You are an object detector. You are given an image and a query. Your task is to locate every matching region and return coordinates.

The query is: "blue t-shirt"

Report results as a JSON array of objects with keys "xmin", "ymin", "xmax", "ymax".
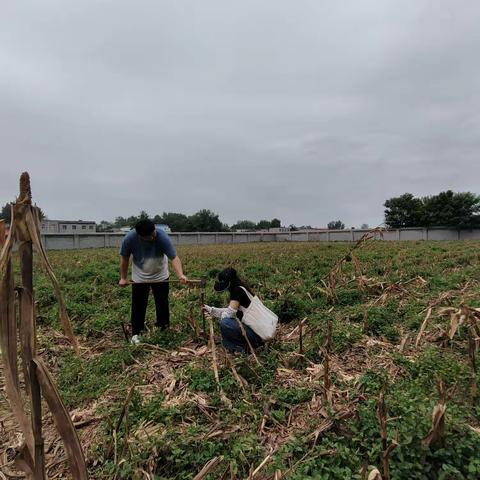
[{"xmin": 120, "ymin": 228, "xmax": 177, "ymax": 282}]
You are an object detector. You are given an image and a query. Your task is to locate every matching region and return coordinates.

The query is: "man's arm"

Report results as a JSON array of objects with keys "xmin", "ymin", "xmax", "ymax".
[
  {"xmin": 158, "ymin": 229, "xmax": 188, "ymax": 284},
  {"xmin": 171, "ymin": 256, "xmax": 188, "ymax": 284},
  {"xmin": 119, "ymin": 256, "xmax": 130, "ymax": 287}
]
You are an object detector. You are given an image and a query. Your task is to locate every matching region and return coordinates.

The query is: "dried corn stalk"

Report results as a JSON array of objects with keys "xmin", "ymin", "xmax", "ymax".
[
  {"xmin": 0, "ymin": 206, "xmax": 35, "ymax": 473},
  {"xmin": 33, "ymin": 358, "xmax": 88, "ymax": 479},
  {"xmin": 377, "ymin": 393, "xmax": 397, "ymax": 480},
  {"xmin": 193, "ymin": 456, "xmax": 223, "ymax": 480},
  {"xmin": 468, "ymin": 331, "xmax": 477, "ymax": 405},
  {"xmin": 368, "ymin": 468, "xmax": 383, "ymax": 480},
  {"xmin": 352, "ymin": 252, "xmax": 367, "ymax": 293},
  {"xmin": 322, "ymin": 348, "xmax": 332, "ymax": 405},
  {"xmin": 0, "ymin": 172, "xmax": 86, "ymax": 479},
  {"xmin": 317, "ymin": 227, "xmax": 384, "ymax": 304},
  {"xmin": 415, "ymin": 307, "xmax": 432, "ymax": 348},
  {"xmin": 24, "ymin": 206, "xmax": 79, "ymax": 353},
  {"xmin": 324, "ymin": 318, "xmax": 333, "ymax": 353},
  {"xmin": 423, "ymin": 380, "xmax": 446, "ymax": 449},
  {"xmin": 208, "ymin": 316, "xmax": 231, "ymax": 406}
]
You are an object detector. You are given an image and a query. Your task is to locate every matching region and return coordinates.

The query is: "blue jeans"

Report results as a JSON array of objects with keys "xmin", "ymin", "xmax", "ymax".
[{"xmin": 220, "ymin": 317, "xmax": 264, "ymax": 354}]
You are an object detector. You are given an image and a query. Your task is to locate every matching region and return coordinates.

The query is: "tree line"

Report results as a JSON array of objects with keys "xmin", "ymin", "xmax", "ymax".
[
  {"xmin": 384, "ymin": 191, "xmax": 480, "ymax": 229},
  {"xmin": 2, "ymin": 189, "xmax": 479, "ymax": 231},
  {"xmin": 100, "ymin": 210, "xmax": 284, "ymax": 232}
]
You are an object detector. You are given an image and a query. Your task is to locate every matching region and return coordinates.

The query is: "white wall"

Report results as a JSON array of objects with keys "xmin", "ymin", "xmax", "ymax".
[{"xmin": 39, "ymin": 228, "xmax": 480, "ymax": 250}]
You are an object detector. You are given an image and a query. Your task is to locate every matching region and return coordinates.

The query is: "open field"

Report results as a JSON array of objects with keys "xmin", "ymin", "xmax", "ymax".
[{"xmin": 1, "ymin": 241, "xmax": 480, "ymax": 479}]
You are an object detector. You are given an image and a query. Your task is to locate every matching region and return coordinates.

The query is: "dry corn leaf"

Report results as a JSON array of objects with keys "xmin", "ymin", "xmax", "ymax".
[
  {"xmin": 448, "ymin": 312, "xmax": 465, "ymax": 340},
  {"xmin": 423, "ymin": 382, "xmax": 446, "ymax": 448},
  {"xmin": 0, "ymin": 246, "xmax": 35, "ymax": 467},
  {"xmin": 33, "ymin": 357, "xmax": 88, "ymax": 480},
  {"xmin": 415, "ymin": 308, "xmax": 432, "ymax": 347},
  {"xmin": 24, "ymin": 207, "xmax": 79, "ymax": 353},
  {"xmin": 368, "ymin": 468, "xmax": 383, "ymax": 480},
  {"xmin": 423, "ymin": 403, "xmax": 446, "ymax": 448}
]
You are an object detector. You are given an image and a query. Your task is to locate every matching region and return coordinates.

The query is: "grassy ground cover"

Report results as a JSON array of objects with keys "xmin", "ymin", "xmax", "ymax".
[{"xmin": 1, "ymin": 240, "xmax": 480, "ymax": 479}]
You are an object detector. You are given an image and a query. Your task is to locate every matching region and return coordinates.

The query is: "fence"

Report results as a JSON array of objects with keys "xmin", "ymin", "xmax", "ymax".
[{"xmin": 38, "ymin": 228, "xmax": 480, "ymax": 250}]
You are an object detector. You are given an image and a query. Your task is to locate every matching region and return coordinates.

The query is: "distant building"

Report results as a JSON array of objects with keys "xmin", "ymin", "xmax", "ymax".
[{"xmin": 41, "ymin": 220, "xmax": 96, "ymax": 234}]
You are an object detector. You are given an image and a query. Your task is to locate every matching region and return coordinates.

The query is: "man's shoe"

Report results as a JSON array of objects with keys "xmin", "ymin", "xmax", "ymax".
[{"xmin": 130, "ymin": 335, "xmax": 141, "ymax": 345}]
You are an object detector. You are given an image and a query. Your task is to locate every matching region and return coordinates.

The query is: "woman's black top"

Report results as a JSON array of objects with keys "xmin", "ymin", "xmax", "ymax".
[{"xmin": 230, "ymin": 286, "xmax": 251, "ymax": 320}]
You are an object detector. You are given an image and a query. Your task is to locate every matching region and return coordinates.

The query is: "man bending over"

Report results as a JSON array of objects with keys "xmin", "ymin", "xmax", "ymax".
[{"xmin": 119, "ymin": 219, "xmax": 188, "ymax": 344}]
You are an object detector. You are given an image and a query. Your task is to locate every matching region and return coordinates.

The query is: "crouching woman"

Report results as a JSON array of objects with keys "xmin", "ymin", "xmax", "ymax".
[{"xmin": 203, "ymin": 267, "xmax": 277, "ymax": 354}]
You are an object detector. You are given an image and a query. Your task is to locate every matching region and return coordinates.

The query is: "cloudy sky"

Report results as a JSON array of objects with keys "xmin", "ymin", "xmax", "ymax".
[{"xmin": 1, "ymin": 1, "xmax": 479, "ymax": 228}]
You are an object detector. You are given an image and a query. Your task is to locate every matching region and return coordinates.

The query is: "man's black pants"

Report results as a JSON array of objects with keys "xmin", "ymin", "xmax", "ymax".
[{"xmin": 131, "ymin": 282, "xmax": 169, "ymax": 335}]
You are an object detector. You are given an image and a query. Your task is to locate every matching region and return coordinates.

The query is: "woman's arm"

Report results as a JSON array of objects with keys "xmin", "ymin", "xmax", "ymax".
[
  {"xmin": 220, "ymin": 301, "xmax": 240, "ymax": 320},
  {"xmin": 204, "ymin": 300, "xmax": 240, "ymax": 319}
]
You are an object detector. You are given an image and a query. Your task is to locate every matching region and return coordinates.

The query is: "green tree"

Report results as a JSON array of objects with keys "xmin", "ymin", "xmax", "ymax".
[
  {"xmin": 153, "ymin": 212, "xmax": 191, "ymax": 232},
  {"xmin": 384, "ymin": 193, "xmax": 424, "ymax": 228},
  {"xmin": 114, "ymin": 216, "xmax": 128, "ymax": 227},
  {"xmin": 1, "ymin": 203, "xmax": 13, "ymax": 224},
  {"xmin": 327, "ymin": 220, "xmax": 345, "ymax": 229},
  {"xmin": 422, "ymin": 190, "xmax": 480, "ymax": 228},
  {"xmin": 385, "ymin": 191, "xmax": 480, "ymax": 228},
  {"xmin": 97, "ymin": 220, "xmax": 114, "ymax": 232},
  {"xmin": 231, "ymin": 220, "xmax": 257, "ymax": 231},
  {"xmin": 189, "ymin": 209, "xmax": 224, "ymax": 232},
  {"xmin": 270, "ymin": 218, "xmax": 281, "ymax": 228},
  {"xmin": 256, "ymin": 219, "xmax": 272, "ymax": 230}
]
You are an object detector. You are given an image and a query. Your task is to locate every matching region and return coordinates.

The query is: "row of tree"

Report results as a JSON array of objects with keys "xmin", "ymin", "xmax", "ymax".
[
  {"xmin": 107, "ymin": 209, "xmax": 228, "ymax": 232},
  {"xmin": 101, "ymin": 210, "xmax": 284, "ymax": 232},
  {"xmin": 0, "ymin": 202, "xmax": 330, "ymax": 232},
  {"xmin": 229, "ymin": 218, "xmax": 281, "ymax": 231},
  {"xmin": 384, "ymin": 191, "xmax": 480, "ymax": 228},
  {"xmin": 3, "ymin": 189, "xmax": 478, "ymax": 231}
]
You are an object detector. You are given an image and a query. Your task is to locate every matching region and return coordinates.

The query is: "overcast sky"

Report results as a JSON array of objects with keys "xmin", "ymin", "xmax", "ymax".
[{"xmin": 1, "ymin": 1, "xmax": 479, "ymax": 228}]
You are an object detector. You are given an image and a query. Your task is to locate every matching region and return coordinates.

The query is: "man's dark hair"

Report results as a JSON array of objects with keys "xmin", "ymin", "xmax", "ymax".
[{"xmin": 135, "ymin": 219, "xmax": 155, "ymax": 236}]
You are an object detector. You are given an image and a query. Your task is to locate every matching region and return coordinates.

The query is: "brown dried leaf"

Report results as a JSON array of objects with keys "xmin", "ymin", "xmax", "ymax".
[
  {"xmin": 0, "ymin": 247, "xmax": 35, "ymax": 469},
  {"xmin": 368, "ymin": 468, "xmax": 383, "ymax": 480},
  {"xmin": 415, "ymin": 308, "xmax": 432, "ymax": 347},
  {"xmin": 423, "ymin": 381, "xmax": 446, "ymax": 448},
  {"xmin": 193, "ymin": 456, "xmax": 223, "ymax": 480},
  {"xmin": 33, "ymin": 357, "xmax": 88, "ymax": 479},
  {"xmin": 24, "ymin": 206, "xmax": 79, "ymax": 353}
]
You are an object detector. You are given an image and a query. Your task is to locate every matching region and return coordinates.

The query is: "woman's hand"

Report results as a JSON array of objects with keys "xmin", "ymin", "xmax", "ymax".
[{"xmin": 202, "ymin": 304, "xmax": 213, "ymax": 315}]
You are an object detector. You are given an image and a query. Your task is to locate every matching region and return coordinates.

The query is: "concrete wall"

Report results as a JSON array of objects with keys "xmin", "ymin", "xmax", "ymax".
[{"xmin": 39, "ymin": 227, "xmax": 480, "ymax": 250}]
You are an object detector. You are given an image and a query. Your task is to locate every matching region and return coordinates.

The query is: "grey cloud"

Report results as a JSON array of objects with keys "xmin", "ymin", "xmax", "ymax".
[{"xmin": 1, "ymin": 1, "xmax": 480, "ymax": 228}]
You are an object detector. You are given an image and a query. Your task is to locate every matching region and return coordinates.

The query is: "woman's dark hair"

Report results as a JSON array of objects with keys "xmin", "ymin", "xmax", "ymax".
[
  {"xmin": 214, "ymin": 267, "xmax": 253, "ymax": 295},
  {"xmin": 135, "ymin": 219, "xmax": 155, "ymax": 236}
]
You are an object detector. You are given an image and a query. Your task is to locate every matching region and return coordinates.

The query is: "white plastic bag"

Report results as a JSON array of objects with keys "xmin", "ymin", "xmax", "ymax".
[{"xmin": 238, "ymin": 287, "xmax": 278, "ymax": 340}]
